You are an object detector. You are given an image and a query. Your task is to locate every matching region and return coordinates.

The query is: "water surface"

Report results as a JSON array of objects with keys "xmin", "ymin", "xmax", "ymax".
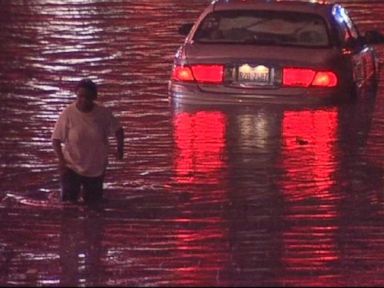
[{"xmin": 1, "ymin": 0, "xmax": 384, "ymax": 286}]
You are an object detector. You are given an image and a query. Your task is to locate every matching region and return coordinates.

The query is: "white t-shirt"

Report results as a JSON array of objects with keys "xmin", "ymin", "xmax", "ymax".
[{"xmin": 52, "ymin": 102, "xmax": 122, "ymax": 177}]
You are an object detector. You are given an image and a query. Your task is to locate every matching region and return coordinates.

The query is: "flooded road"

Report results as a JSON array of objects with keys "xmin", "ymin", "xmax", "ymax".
[{"xmin": 1, "ymin": 0, "xmax": 384, "ymax": 286}]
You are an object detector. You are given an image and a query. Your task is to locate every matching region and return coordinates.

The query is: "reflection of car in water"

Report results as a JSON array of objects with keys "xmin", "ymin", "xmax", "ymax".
[
  {"xmin": 172, "ymin": 96, "xmax": 376, "ymax": 191},
  {"xmin": 169, "ymin": 0, "xmax": 384, "ymax": 105},
  {"xmin": 170, "ymin": 97, "xmax": 380, "ymax": 285}
]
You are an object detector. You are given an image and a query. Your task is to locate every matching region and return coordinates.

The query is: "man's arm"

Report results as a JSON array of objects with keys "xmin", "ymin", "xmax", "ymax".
[
  {"xmin": 115, "ymin": 127, "xmax": 124, "ymax": 160},
  {"xmin": 52, "ymin": 139, "xmax": 66, "ymax": 174}
]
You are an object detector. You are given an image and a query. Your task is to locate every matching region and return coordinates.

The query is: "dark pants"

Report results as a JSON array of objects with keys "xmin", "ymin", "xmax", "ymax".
[{"xmin": 61, "ymin": 168, "xmax": 104, "ymax": 205}]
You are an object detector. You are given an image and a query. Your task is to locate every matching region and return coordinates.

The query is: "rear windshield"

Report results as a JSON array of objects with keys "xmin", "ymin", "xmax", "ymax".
[{"xmin": 193, "ymin": 10, "xmax": 330, "ymax": 47}]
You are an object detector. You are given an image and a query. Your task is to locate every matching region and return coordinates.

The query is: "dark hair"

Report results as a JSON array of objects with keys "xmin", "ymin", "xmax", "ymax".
[{"xmin": 75, "ymin": 78, "xmax": 98, "ymax": 99}]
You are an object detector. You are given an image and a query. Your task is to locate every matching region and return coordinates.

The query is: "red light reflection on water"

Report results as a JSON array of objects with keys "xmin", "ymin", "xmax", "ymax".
[
  {"xmin": 173, "ymin": 111, "xmax": 227, "ymax": 184},
  {"xmin": 280, "ymin": 109, "xmax": 341, "ymax": 286},
  {"xmin": 171, "ymin": 217, "xmax": 230, "ymax": 286},
  {"xmin": 282, "ymin": 110, "xmax": 338, "ymax": 193},
  {"xmin": 171, "ymin": 110, "xmax": 230, "ymax": 285}
]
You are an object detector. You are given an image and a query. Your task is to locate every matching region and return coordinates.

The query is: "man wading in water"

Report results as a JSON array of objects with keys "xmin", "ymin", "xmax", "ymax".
[{"xmin": 52, "ymin": 78, "xmax": 124, "ymax": 206}]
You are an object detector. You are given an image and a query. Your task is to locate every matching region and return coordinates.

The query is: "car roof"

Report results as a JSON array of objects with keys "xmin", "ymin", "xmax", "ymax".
[{"xmin": 210, "ymin": 0, "xmax": 336, "ymax": 17}]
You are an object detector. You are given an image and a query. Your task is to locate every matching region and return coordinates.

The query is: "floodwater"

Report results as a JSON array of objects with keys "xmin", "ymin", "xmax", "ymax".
[{"xmin": 1, "ymin": 0, "xmax": 384, "ymax": 286}]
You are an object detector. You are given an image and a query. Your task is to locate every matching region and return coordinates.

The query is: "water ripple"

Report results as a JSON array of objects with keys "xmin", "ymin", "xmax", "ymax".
[{"xmin": 2, "ymin": 0, "xmax": 384, "ymax": 286}]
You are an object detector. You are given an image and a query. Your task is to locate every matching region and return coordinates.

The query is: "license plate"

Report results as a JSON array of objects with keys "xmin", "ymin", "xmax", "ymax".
[{"xmin": 238, "ymin": 64, "xmax": 270, "ymax": 84}]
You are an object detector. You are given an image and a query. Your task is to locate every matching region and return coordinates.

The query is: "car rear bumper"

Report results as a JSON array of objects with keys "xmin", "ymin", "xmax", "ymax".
[{"xmin": 169, "ymin": 81, "xmax": 347, "ymax": 107}]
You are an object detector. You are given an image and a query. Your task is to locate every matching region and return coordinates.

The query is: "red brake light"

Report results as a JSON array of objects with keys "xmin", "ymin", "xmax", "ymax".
[
  {"xmin": 283, "ymin": 68, "xmax": 315, "ymax": 87},
  {"xmin": 283, "ymin": 68, "xmax": 338, "ymax": 88},
  {"xmin": 312, "ymin": 71, "xmax": 338, "ymax": 87},
  {"xmin": 172, "ymin": 65, "xmax": 224, "ymax": 83},
  {"xmin": 191, "ymin": 65, "xmax": 224, "ymax": 83},
  {"xmin": 172, "ymin": 66, "xmax": 194, "ymax": 82}
]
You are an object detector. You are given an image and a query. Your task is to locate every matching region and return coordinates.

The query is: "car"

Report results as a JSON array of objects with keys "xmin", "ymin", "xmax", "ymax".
[{"xmin": 169, "ymin": 0, "xmax": 384, "ymax": 106}]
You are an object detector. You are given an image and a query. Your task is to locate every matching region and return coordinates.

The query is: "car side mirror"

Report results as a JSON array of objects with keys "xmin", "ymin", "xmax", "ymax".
[
  {"xmin": 364, "ymin": 30, "xmax": 384, "ymax": 44},
  {"xmin": 178, "ymin": 23, "xmax": 193, "ymax": 36}
]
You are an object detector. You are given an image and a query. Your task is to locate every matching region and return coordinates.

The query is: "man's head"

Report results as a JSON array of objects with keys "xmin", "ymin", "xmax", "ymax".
[{"xmin": 75, "ymin": 78, "xmax": 98, "ymax": 112}]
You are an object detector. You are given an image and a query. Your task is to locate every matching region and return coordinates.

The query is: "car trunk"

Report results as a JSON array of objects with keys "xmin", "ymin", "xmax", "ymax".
[{"xmin": 184, "ymin": 43, "xmax": 340, "ymax": 93}]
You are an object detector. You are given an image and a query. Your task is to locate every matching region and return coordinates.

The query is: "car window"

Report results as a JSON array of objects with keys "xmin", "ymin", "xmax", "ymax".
[{"xmin": 193, "ymin": 10, "xmax": 330, "ymax": 47}]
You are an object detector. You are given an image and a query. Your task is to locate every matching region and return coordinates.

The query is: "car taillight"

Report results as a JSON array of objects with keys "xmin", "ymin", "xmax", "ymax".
[
  {"xmin": 172, "ymin": 66, "xmax": 194, "ymax": 82},
  {"xmin": 172, "ymin": 65, "xmax": 224, "ymax": 84},
  {"xmin": 191, "ymin": 65, "xmax": 224, "ymax": 83},
  {"xmin": 283, "ymin": 68, "xmax": 315, "ymax": 87},
  {"xmin": 283, "ymin": 68, "xmax": 338, "ymax": 88},
  {"xmin": 311, "ymin": 71, "xmax": 338, "ymax": 87}
]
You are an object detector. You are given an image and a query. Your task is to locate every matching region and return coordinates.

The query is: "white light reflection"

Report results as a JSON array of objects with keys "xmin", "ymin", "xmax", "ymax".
[
  {"xmin": 236, "ymin": 113, "xmax": 270, "ymax": 151},
  {"xmin": 24, "ymin": 0, "xmax": 109, "ymax": 98}
]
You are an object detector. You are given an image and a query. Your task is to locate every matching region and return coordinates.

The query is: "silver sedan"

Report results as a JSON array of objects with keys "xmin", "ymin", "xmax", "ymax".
[{"xmin": 169, "ymin": 0, "xmax": 384, "ymax": 106}]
